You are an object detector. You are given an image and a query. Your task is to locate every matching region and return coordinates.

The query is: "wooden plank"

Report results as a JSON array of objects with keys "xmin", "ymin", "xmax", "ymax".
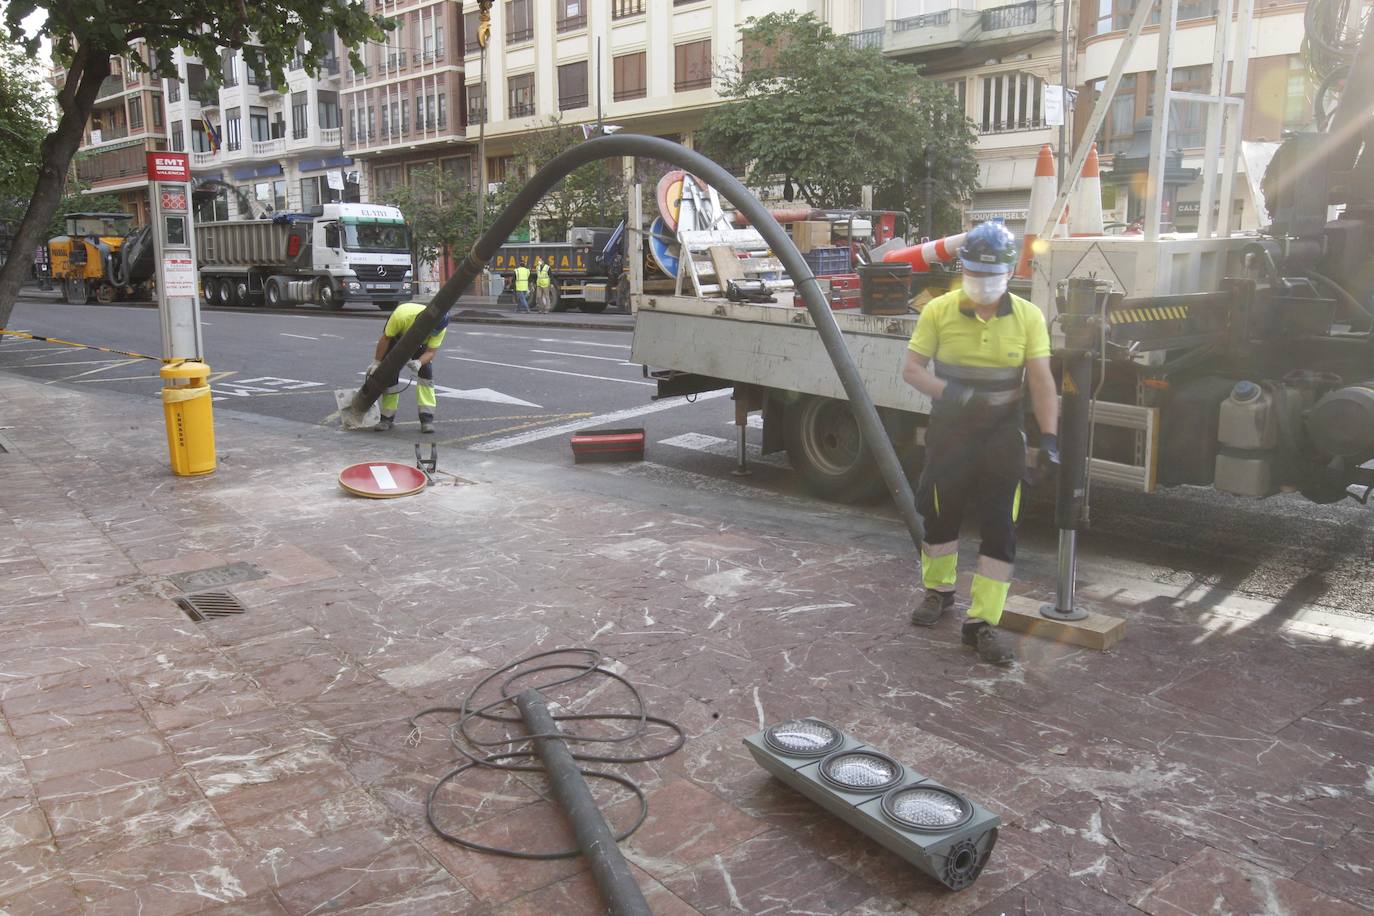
[
  {"xmin": 998, "ymin": 594, "xmax": 1125, "ymax": 651},
  {"xmin": 708, "ymin": 246, "xmax": 748, "ymax": 287}
]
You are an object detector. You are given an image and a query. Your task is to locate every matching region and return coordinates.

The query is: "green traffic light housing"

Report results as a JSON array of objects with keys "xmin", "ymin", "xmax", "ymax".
[{"xmin": 744, "ymin": 720, "xmax": 1000, "ymax": 891}]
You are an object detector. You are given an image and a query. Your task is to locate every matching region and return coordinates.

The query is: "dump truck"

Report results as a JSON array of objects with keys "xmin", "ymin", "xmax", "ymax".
[
  {"xmin": 490, "ymin": 226, "xmax": 621, "ymax": 313},
  {"xmin": 196, "ymin": 203, "xmax": 414, "ymax": 310}
]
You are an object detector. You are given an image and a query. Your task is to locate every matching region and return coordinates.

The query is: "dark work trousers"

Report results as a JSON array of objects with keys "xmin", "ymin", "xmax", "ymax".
[{"xmin": 916, "ymin": 403, "xmax": 1026, "ymax": 625}]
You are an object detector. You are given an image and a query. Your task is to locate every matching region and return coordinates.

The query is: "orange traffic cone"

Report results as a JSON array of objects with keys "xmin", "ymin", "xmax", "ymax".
[
  {"xmin": 1070, "ymin": 143, "xmax": 1105, "ymax": 237},
  {"xmin": 881, "ymin": 232, "xmax": 968, "ymax": 272},
  {"xmin": 1015, "ymin": 144, "xmax": 1056, "ymax": 278}
]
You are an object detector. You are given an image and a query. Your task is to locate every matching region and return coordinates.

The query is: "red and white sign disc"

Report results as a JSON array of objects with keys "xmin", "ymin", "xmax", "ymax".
[
  {"xmin": 338, "ymin": 461, "xmax": 428, "ymax": 499},
  {"xmin": 160, "ymin": 189, "xmax": 188, "ymax": 211}
]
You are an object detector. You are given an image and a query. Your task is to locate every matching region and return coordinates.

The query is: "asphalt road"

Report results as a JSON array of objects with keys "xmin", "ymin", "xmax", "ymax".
[{"xmin": 5, "ymin": 295, "xmax": 1373, "ymax": 619}]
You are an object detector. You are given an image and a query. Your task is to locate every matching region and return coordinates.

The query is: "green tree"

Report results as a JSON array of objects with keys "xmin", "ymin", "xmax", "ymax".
[
  {"xmin": 0, "ymin": 41, "xmax": 51, "ymax": 232},
  {"xmin": 698, "ymin": 12, "xmax": 978, "ymax": 236},
  {"xmin": 0, "ymin": 0, "xmax": 391, "ymax": 328},
  {"xmin": 376, "ymin": 165, "xmax": 481, "ymax": 280},
  {"xmin": 506, "ymin": 118, "xmax": 627, "ymax": 242}
]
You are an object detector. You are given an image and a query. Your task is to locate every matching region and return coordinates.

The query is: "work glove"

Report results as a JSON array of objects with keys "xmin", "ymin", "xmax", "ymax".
[
  {"xmin": 1036, "ymin": 433, "xmax": 1061, "ymax": 483},
  {"xmin": 939, "ymin": 380, "xmax": 980, "ymax": 410},
  {"xmin": 406, "ymin": 359, "xmax": 422, "ymax": 375},
  {"xmin": 366, "ymin": 360, "xmax": 380, "ymax": 376}
]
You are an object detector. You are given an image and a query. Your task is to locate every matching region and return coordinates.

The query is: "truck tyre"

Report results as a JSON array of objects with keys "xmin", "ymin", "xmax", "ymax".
[
  {"xmin": 95, "ymin": 282, "xmax": 115, "ymax": 304},
  {"xmin": 265, "ymin": 278, "xmax": 286, "ymax": 308},
  {"xmin": 375, "ymin": 301, "xmax": 399, "ymax": 311},
  {"xmin": 317, "ymin": 279, "xmax": 343, "ymax": 310},
  {"xmin": 232, "ymin": 278, "xmax": 252, "ymax": 306},
  {"xmin": 783, "ymin": 395, "xmax": 887, "ymax": 503},
  {"xmin": 202, "ymin": 277, "xmax": 219, "ymax": 305},
  {"xmin": 219, "ymin": 277, "xmax": 238, "ymax": 306},
  {"xmin": 579, "ymin": 299, "xmax": 608, "ymax": 314}
]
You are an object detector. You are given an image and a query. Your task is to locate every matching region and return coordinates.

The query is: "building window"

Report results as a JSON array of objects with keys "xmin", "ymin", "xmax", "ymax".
[
  {"xmin": 191, "ymin": 121, "xmax": 211, "ymax": 153},
  {"xmin": 292, "ymin": 91, "xmax": 309, "ymax": 139},
  {"xmin": 152, "ymin": 93, "xmax": 163, "ymax": 128},
  {"xmin": 442, "ymin": 155, "xmax": 472, "ymax": 188},
  {"xmin": 558, "ymin": 61, "xmax": 588, "ymax": 111},
  {"xmin": 373, "ymin": 165, "xmax": 402, "ymax": 198},
  {"xmin": 979, "ymin": 72, "xmax": 1043, "ymax": 133},
  {"xmin": 558, "ymin": 0, "xmax": 586, "ymax": 32},
  {"xmin": 614, "ymin": 51, "xmax": 647, "ymax": 101},
  {"xmin": 487, "ymin": 154, "xmax": 515, "ymax": 182},
  {"xmin": 168, "ymin": 80, "xmax": 180, "ymax": 103},
  {"xmin": 254, "ymin": 178, "xmax": 287, "ymax": 212},
  {"xmin": 438, "ymin": 92, "xmax": 447, "ymax": 128},
  {"xmin": 302, "ymin": 172, "xmax": 358, "ymax": 208},
  {"xmin": 225, "ymin": 107, "xmax": 242, "ymax": 151},
  {"xmin": 506, "ymin": 0, "xmax": 532, "ymax": 44},
  {"xmin": 222, "ymin": 49, "xmax": 239, "ymax": 87},
  {"xmin": 613, "ymin": 0, "xmax": 645, "ymax": 18},
  {"xmin": 249, "ymin": 105, "xmax": 269, "ymax": 142},
  {"xmin": 128, "ymin": 96, "xmax": 144, "ymax": 131},
  {"xmin": 464, "ymin": 10, "xmax": 482, "ymax": 53},
  {"xmin": 946, "ymin": 78, "xmax": 967, "ymax": 115},
  {"xmin": 1095, "ymin": 0, "xmax": 1216, "ymax": 35},
  {"xmin": 1094, "ymin": 75, "xmax": 1138, "ymax": 154},
  {"xmin": 467, "ymin": 82, "xmax": 487, "ymax": 123},
  {"xmin": 508, "ymin": 72, "xmax": 535, "ymax": 118},
  {"xmin": 1156, "ymin": 65, "xmax": 1209, "ymax": 149},
  {"xmin": 318, "ymin": 90, "xmax": 341, "ymax": 130},
  {"xmin": 674, "ymin": 39, "xmax": 712, "ymax": 92},
  {"xmin": 1284, "ymin": 55, "xmax": 1313, "ymax": 127},
  {"xmin": 171, "ymin": 122, "xmax": 184, "ymax": 151}
]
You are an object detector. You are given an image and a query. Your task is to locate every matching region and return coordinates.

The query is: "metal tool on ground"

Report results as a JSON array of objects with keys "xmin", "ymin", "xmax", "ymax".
[
  {"xmin": 415, "ymin": 443, "xmax": 438, "ymax": 484},
  {"xmin": 1043, "ymin": 277, "xmax": 1111, "ymax": 622},
  {"xmin": 570, "ymin": 427, "xmax": 646, "ymax": 463},
  {"xmin": 406, "ymin": 648, "xmax": 684, "ymax": 915}
]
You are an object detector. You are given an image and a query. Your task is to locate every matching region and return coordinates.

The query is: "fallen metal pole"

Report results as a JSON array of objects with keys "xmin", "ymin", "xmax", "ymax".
[
  {"xmin": 344, "ymin": 135, "xmax": 925, "ymax": 549},
  {"xmin": 514, "ymin": 689, "xmax": 651, "ymax": 916}
]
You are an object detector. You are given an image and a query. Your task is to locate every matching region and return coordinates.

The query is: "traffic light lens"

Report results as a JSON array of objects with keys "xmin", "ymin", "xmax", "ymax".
[
  {"xmin": 820, "ymin": 752, "xmax": 901, "ymax": 791},
  {"xmin": 883, "ymin": 786, "xmax": 973, "ymax": 831},
  {"xmin": 764, "ymin": 719, "xmax": 842, "ymax": 756}
]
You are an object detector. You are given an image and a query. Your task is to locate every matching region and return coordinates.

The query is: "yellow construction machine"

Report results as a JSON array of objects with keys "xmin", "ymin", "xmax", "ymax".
[{"xmin": 48, "ymin": 212, "xmax": 155, "ymax": 303}]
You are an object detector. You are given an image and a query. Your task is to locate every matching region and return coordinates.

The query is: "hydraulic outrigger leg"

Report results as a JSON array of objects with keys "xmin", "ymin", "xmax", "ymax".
[{"xmin": 1041, "ymin": 277, "xmax": 1110, "ymax": 622}]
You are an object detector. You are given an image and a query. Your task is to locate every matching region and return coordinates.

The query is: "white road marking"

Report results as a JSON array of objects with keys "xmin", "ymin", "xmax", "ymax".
[
  {"xmin": 431, "ymin": 383, "xmax": 540, "ymax": 408},
  {"xmin": 0, "ymin": 357, "xmax": 134, "ymax": 368},
  {"xmin": 445, "ymin": 355, "xmax": 653, "ymax": 387},
  {"xmin": 529, "ymin": 348, "xmax": 634, "ymax": 364},
  {"xmin": 470, "ymin": 389, "xmax": 731, "ymax": 452},
  {"xmin": 659, "ymin": 432, "xmax": 788, "ymax": 468},
  {"xmin": 48, "ymin": 358, "xmax": 144, "ymax": 383},
  {"xmin": 536, "ymin": 337, "xmax": 630, "ymax": 350},
  {"xmin": 280, "ymin": 333, "xmax": 319, "ymax": 341}
]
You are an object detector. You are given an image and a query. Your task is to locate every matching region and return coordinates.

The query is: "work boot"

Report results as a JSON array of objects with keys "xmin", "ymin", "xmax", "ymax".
[
  {"xmin": 373, "ymin": 416, "xmax": 395, "ymax": 431},
  {"xmin": 910, "ymin": 589, "xmax": 955, "ymax": 627},
  {"xmin": 962, "ymin": 621, "xmax": 1016, "ymax": 666},
  {"xmin": 419, "ymin": 416, "xmax": 435, "ymax": 434}
]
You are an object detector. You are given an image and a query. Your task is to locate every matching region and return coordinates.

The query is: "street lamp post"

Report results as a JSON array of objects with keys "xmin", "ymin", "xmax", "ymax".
[{"xmin": 476, "ymin": 1, "xmax": 491, "ymax": 234}]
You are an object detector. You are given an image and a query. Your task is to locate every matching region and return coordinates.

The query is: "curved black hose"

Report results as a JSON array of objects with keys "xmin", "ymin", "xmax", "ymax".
[
  {"xmin": 408, "ymin": 647, "xmax": 685, "ymax": 860},
  {"xmin": 347, "ymin": 134, "xmax": 925, "ymax": 549}
]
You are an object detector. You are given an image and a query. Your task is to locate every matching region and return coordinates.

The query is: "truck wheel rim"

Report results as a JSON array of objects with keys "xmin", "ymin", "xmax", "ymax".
[{"xmin": 802, "ymin": 400, "xmax": 863, "ymax": 475}]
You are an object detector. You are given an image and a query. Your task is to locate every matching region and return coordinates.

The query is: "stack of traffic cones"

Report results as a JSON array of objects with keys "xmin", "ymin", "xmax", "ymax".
[
  {"xmin": 1015, "ymin": 144, "xmax": 1056, "ymax": 278},
  {"xmin": 881, "ymin": 232, "xmax": 969, "ymax": 272},
  {"xmin": 1070, "ymin": 143, "xmax": 1105, "ymax": 237}
]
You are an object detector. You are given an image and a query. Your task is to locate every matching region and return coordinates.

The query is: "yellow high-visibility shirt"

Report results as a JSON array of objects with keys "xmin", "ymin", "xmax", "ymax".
[
  {"xmin": 384, "ymin": 302, "xmax": 447, "ymax": 349},
  {"xmin": 536, "ymin": 263, "xmax": 551, "ymax": 288},
  {"xmin": 513, "ymin": 265, "xmax": 531, "ymax": 291},
  {"xmin": 908, "ymin": 289, "xmax": 1050, "ymax": 368}
]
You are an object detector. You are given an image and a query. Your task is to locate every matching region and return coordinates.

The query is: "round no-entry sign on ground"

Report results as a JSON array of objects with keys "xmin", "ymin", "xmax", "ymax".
[{"xmin": 338, "ymin": 461, "xmax": 428, "ymax": 499}]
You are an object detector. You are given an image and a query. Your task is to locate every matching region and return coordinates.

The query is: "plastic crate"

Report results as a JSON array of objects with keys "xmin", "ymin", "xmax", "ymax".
[
  {"xmin": 803, "ymin": 246, "xmax": 852, "ymax": 277},
  {"xmin": 859, "ymin": 263, "xmax": 913, "ymax": 315}
]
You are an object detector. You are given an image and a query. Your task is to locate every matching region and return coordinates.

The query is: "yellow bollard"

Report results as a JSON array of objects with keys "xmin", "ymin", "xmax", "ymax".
[{"xmin": 160, "ymin": 360, "xmax": 216, "ymax": 476}]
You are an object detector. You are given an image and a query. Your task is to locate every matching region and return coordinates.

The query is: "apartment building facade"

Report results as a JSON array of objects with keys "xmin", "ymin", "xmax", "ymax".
[
  {"xmin": 164, "ymin": 40, "xmax": 359, "ymax": 224},
  {"xmin": 60, "ymin": 43, "xmax": 171, "ymax": 226},
  {"xmin": 1075, "ymin": 0, "xmax": 1312, "ymax": 231}
]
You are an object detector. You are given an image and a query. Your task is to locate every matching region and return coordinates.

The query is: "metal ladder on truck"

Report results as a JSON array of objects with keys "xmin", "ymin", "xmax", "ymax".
[{"xmin": 672, "ymin": 179, "xmax": 795, "ymax": 301}]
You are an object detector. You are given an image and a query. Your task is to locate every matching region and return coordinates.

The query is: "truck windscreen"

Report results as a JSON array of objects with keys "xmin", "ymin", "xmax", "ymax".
[{"xmin": 344, "ymin": 224, "xmax": 409, "ymax": 253}]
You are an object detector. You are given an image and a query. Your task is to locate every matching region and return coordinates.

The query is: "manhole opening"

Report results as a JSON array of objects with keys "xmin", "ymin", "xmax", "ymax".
[
  {"xmin": 176, "ymin": 591, "xmax": 247, "ymax": 622},
  {"xmin": 166, "ymin": 561, "xmax": 268, "ymax": 593}
]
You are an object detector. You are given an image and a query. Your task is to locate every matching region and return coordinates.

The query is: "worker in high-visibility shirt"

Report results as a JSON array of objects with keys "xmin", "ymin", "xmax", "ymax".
[
  {"xmin": 367, "ymin": 302, "xmax": 450, "ymax": 434},
  {"xmin": 513, "ymin": 262, "xmax": 533, "ymax": 314},
  {"xmin": 900, "ymin": 221, "xmax": 1060, "ymax": 665},
  {"xmin": 534, "ymin": 256, "xmax": 554, "ymax": 313}
]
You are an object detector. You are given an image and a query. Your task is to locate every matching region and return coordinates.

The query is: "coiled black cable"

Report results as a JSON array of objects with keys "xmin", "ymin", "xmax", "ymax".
[{"xmin": 407, "ymin": 648, "xmax": 685, "ymax": 860}]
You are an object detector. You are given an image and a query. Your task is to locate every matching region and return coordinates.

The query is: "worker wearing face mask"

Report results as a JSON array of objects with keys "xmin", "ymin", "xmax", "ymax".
[{"xmin": 899, "ymin": 221, "xmax": 1059, "ymax": 665}]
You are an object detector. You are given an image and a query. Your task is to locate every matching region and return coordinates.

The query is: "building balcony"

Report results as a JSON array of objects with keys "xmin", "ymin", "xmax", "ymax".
[
  {"xmin": 321, "ymin": 127, "xmax": 342, "ymax": 147},
  {"xmin": 881, "ymin": 9, "xmax": 981, "ymax": 56},
  {"xmin": 95, "ymin": 75, "xmax": 126, "ymax": 100},
  {"xmin": 979, "ymin": 0, "xmax": 1054, "ymax": 39},
  {"xmin": 847, "ymin": 27, "xmax": 885, "ymax": 51},
  {"xmin": 192, "ymin": 86, "xmax": 219, "ymax": 108},
  {"xmin": 75, "ymin": 143, "xmax": 149, "ymax": 183},
  {"xmin": 878, "ymin": 0, "xmax": 1055, "ymax": 69},
  {"xmin": 191, "ymin": 150, "xmax": 219, "ymax": 168},
  {"xmin": 251, "ymin": 137, "xmax": 285, "ymax": 158}
]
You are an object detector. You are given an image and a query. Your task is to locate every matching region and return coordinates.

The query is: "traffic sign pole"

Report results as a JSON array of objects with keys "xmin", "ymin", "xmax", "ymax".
[{"xmin": 146, "ymin": 152, "xmax": 203, "ymax": 360}]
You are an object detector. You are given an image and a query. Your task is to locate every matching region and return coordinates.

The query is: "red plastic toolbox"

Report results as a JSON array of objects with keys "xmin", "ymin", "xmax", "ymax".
[{"xmin": 570, "ymin": 427, "xmax": 646, "ymax": 463}]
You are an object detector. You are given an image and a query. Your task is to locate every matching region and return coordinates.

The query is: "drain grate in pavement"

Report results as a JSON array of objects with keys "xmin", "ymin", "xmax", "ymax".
[
  {"xmin": 175, "ymin": 591, "xmax": 247, "ymax": 622},
  {"xmin": 166, "ymin": 562, "xmax": 267, "ymax": 592}
]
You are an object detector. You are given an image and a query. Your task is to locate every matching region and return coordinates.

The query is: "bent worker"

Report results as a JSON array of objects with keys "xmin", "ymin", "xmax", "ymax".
[
  {"xmin": 535, "ymin": 256, "xmax": 554, "ymax": 313},
  {"xmin": 900, "ymin": 221, "xmax": 1059, "ymax": 665},
  {"xmin": 513, "ymin": 261, "xmax": 533, "ymax": 314},
  {"xmin": 367, "ymin": 302, "xmax": 450, "ymax": 434}
]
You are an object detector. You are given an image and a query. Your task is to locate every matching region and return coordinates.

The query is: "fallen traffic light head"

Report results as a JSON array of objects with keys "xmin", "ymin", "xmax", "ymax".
[{"xmin": 744, "ymin": 719, "xmax": 1000, "ymax": 891}]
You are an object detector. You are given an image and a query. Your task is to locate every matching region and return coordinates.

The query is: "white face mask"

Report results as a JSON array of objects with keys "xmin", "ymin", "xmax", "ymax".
[{"xmin": 963, "ymin": 274, "xmax": 1008, "ymax": 306}]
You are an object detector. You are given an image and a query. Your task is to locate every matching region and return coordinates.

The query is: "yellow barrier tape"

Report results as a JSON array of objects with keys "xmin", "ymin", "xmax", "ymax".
[{"xmin": 0, "ymin": 328, "xmax": 161, "ymax": 361}]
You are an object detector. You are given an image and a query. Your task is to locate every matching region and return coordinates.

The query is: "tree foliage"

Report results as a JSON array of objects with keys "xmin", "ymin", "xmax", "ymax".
[
  {"xmin": 698, "ymin": 12, "xmax": 979, "ymax": 235},
  {"xmin": 0, "ymin": 0, "xmax": 392, "ymax": 324},
  {"xmin": 375, "ymin": 165, "xmax": 481, "ymax": 271},
  {"xmin": 0, "ymin": 41, "xmax": 52, "ymax": 229},
  {"xmin": 505, "ymin": 119, "xmax": 627, "ymax": 242}
]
